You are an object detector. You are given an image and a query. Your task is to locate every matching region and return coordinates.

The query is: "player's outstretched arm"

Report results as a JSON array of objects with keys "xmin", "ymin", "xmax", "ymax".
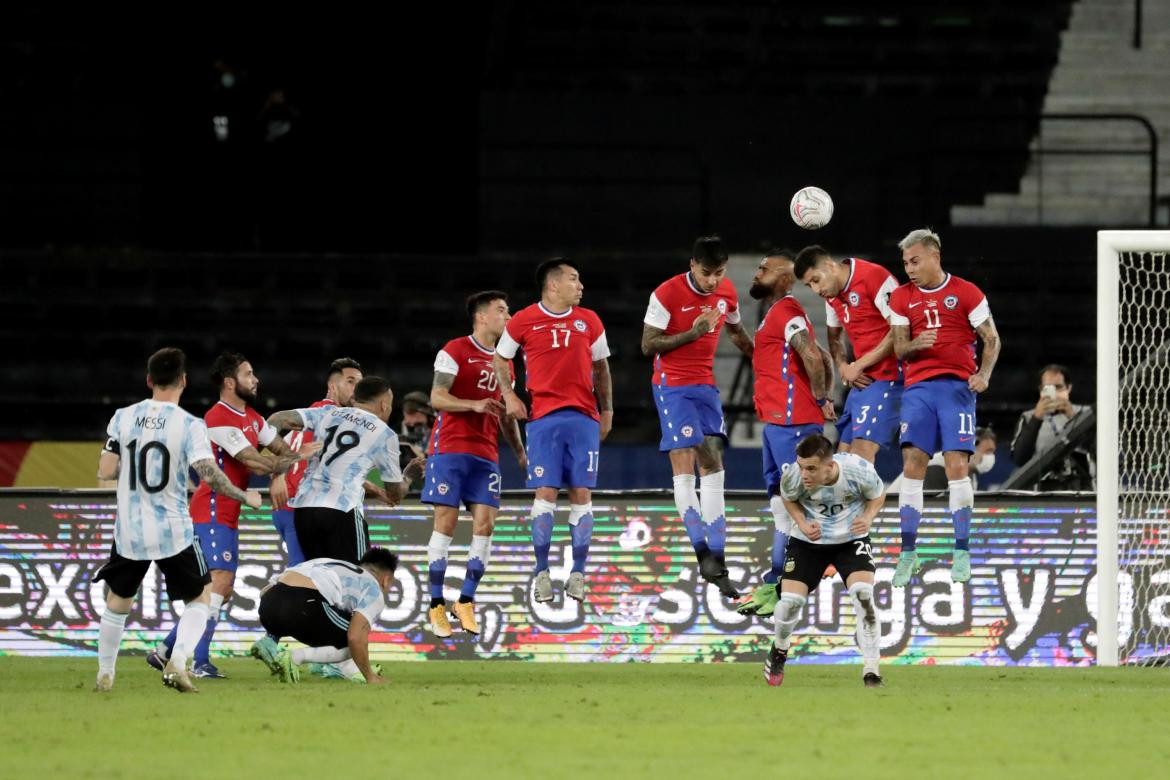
[
  {"xmin": 892, "ymin": 323, "xmax": 937, "ymax": 360},
  {"xmin": 593, "ymin": 358, "xmax": 614, "ymax": 441},
  {"xmin": 383, "ymin": 456, "xmax": 426, "ymax": 505},
  {"xmin": 266, "ymin": 410, "xmax": 305, "ymax": 432},
  {"xmin": 640, "ymin": 313, "xmax": 716, "ymax": 357},
  {"xmin": 232, "ymin": 445, "xmax": 303, "ymax": 477},
  {"xmin": 192, "ymin": 459, "xmax": 262, "ymax": 507},
  {"xmin": 346, "ymin": 612, "xmax": 383, "ymax": 684},
  {"xmin": 845, "ymin": 331, "xmax": 894, "ymax": 388},
  {"xmin": 725, "ymin": 320, "xmax": 754, "ymax": 358},
  {"xmin": 969, "ymin": 316, "xmax": 1001, "ymax": 393}
]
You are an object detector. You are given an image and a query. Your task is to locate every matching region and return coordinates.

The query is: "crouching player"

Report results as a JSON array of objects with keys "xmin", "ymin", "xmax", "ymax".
[
  {"xmin": 255, "ymin": 548, "xmax": 398, "ymax": 685},
  {"xmin": 764, "ymin": 434, "xmax": 885, "ymax": 688}
]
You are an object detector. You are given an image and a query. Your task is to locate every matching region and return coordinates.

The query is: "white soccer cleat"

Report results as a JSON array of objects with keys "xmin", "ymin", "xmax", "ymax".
[
  {"xmin": 534, "ymin": 569, "xmax": 554, "ymax": 603},
  {"xmin": 565, "ymin": 571, "xmax": 586, "ymax": 602},
  {"xmin": 162, "ymin": 660, "xmax": 199, "ymax": 693},
  {"xmin": 93, "ymin": 673, "xmax": 114, "ymax": 693}
]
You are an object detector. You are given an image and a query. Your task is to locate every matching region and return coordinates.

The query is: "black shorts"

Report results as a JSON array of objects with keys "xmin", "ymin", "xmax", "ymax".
[
  {"xmin": 294, "ymin": 506, "xmax": 368, "ymax": 564},
  {"xmin": 93, "ymin": 542, "xmax": 210, "ymax": 602},
  {"xmin": 781, "ymin": 535, "xmax": 876, "ymax": 590},
  {"xmin": 258, "ymin": 582, "xmax": 352, "ymax": 649}
]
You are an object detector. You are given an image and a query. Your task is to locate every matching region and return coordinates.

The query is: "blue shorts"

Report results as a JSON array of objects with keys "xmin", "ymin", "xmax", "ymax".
[
  {"xmin": 526, "ymin": 409, "xmax": 601, "ymax": 489},
  {"xmin": 844, "ymin": 380, "xmax": 903, "ymax": 448},
  {"xmin": 836, "ymin": 393, "xmax": 855, "ymax": 445},
  {"xmin": 762, "ymin": 422, "xmax": 824, "ymax": 497},
  {"xmin": 271, "ymin": 508, "xmax": 305, "ymax": 566},
  {"xmin": 899, "ymin": 377, "xmax": 977, "ymax": 455},
  {"xmin": 193, "ymin": 521, "xmax": 239, "ymax": 573},
  {"xmin": 421, "ymin": 453, "xmax": 502, "ymax": 509},
  {"xmin": 651, "ymin": 383, "xmax": 727, "ymax": 452}
]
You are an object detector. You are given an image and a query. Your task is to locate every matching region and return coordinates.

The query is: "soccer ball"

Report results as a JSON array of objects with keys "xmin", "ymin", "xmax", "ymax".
[{"xmin": 789, "ymin": 186, "xmax": 833, "ymax": 230}]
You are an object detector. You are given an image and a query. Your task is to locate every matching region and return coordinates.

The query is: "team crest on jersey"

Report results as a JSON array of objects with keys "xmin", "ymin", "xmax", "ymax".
[
  {"xmin": 222, "ymin": 550, "xmax": 233, "ymax": 562},
  {"xmin": 900, "ymin": 422, "xmax": 909, "ymax": 434},
  {"xmin": 943, "ymin": 295, "xmax": 959, "ymax": 310},
  {"xmin": 784, "ymin": 559, "xmax": 795, "ymax": 573},
  {"xmin": 437, "ymin": 483, "xmax": 449, "ymax": 496},
  {"xmin": 716, "ymin": 299, "xmax": 728, "ymax": 314},
  {"xmin": 573, "ymin": 319, "xmax": 587, "ymax": 332},
  {"xmin": 533, "ymin": 466, "xmax": 545, "ymax": 478},
  {"xmin": 681, "ymin": 425, "xmax": 694, "ymax": 438},
  {"xmin": 848, "ymin": 291, "xmax": 860, "ymax": 306}
]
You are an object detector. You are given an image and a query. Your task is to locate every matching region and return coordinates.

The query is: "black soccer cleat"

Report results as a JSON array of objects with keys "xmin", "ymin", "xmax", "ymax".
[
  {"xmin": 697, "ymin": 553, "xmax": 724, "ymax": 583},
  {"xmin": 764, "ymin": 644, "xmax": 787, "ymax": 686},
  {"xmin": 712, "ymin": 573, "xmax": 741, "ymax": 600},
  {"xmin": 863, "ymin": 672, "xmax": 884, "ymax": 688}
]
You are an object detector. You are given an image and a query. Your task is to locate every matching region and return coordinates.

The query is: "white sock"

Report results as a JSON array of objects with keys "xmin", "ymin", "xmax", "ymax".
[
  {"xmin": 948, "ymin": 478, "xmax": 974, "ymax": 549},
  {"xmin": 699, "ymin": 470, "xmax": 727, "ymax": 552},
  {"xmin": 97, "ymin": 608, "xmax": 129, "ymax": 678},
  {"xmin": 773, "ymin": 591, "xmax": 807, "ymax": 650},
  {"xmin": 336, "ymin": 658, "xmax": 360, "ymax": 677},
  {"xmin": 672, "ymin": 474, "xmax": 701, "ymax": 521},
  {"xmin": 849, "ymin": 581, "xmax": 880, "ymax": 675},
  {"xmin": 567, "ymin": 503, "xmax": 591, "ymax": 526},
  {"xmin": 209, "ymin": 591, "xmax": 225, "ymax": 617},
  {"xmin": 899, "ymin": 477, "xmax": 925, "ymax": 551},
  {"xmin": 468, "ymin": 534, "xmax": 492, "ymax": 567},
  {"xmin": 170, "ymin": 600, "xmax": 210, "ymax": 667},
  {"xmin": 427, "ymin": 531, "xmax": 453, "ymax": 566},
  {"xmin": 292, "ymin": 645, "xmax": 351, "ymax": 665}
]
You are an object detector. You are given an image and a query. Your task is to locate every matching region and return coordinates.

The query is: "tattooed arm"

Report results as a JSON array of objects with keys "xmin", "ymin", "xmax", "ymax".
[
  {"xmin": 725, "ymin": 320, "xmax": 754, "ymax": 358},
  {"xmin": 193, "ymin": 459, "xmax": 262, "ymax": 507},
  {"xmin": 593, "ymin": 358, "xmax": 614, "ymax": 441},
  {"xmin": 968, "ymin": 317, "xmax": 1002, "ymax": 393}
]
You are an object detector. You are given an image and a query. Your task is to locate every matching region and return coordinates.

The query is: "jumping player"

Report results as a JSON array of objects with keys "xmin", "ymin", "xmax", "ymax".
[
  {"xmin": 493, "ymin": 259, "xmax": 612, "ymax": 604},
  {"xmin": 763, "ymin": 434, "xmax": 885, "ymax": 688},
  {"xmin": 794, "ymin": 245, "xmax": 902, "ymax": 463},
  {"xmin": 737, "ymin": 251, "xmax": 836, "ymax": 618},
  {"xmin": 423, "ymin": 290, "xmax": 527, "ymax": 637},
  {"xmin": 886, "ymin": 228, "xmax": 1001, "ymax": 586},
  {"xmin": 641, "ymin": 236, "xmax": 754, "ymax": 598},
  {"xmin": 95, "ymin": 348, "xmax": 262, "ymax": 693}
]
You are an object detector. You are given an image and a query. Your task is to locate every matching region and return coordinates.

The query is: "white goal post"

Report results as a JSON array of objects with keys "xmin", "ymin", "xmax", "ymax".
[{"xmin": 1096, "ymin": 230, "xmax": 1170, "ymax": 666}]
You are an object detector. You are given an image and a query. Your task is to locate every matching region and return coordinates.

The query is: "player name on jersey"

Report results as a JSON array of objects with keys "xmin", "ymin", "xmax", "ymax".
[{"xmin": 104, "ymin": 400, "xmax": 214, "ymax": 560}]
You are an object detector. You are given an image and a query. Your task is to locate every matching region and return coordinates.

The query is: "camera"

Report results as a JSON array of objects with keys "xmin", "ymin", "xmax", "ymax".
[{"xmin": 1041, "ymin": 384, "xmax": 1057, "ymax": 400}]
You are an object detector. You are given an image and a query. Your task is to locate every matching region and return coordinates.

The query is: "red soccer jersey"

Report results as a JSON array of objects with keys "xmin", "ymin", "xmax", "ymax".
[
  {"xmin": 190, "ymin": 400, "xmax": 278, "ymax": 528},
  {"xmin": 753, "ymin": 295, "xmax": 823, "ymax": 426},
  {"xmin": 887, "ymin": 273, "xmax": 990, "ymax": 386},
  {"xmin": 644, "ymin": 272, "xmax": 741, "ymax": 387},
  {"xmin": 282, "ymin": 398, "xmax": 334, "ymax": 499},
  {"xmin": 496, "ymin": 302, "xmax": 610, "ymax": 422},
  {"xmin": 824, "ymin": 258, "xmax": 900, "ymax": 381},
  {"xmin": 427, "ymin": 335, "xmax": 512, "ymax": 462}
]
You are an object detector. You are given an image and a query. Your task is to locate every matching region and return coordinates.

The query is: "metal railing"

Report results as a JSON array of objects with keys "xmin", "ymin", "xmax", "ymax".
[{"xmin": 934, "ymin": 113, "xmax": 1159, "ymax": 226}]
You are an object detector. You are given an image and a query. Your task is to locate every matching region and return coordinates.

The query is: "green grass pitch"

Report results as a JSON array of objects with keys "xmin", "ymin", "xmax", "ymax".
[{"xmin": 2, "ymin": 657, "xmax": 1167, "ymax": 779}]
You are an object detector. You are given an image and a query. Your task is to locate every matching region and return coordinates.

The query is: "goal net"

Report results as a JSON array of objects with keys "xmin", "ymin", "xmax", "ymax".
[{"xmin": 1097, "ymin": 231, "xmax": 1170, "ymax": 666}]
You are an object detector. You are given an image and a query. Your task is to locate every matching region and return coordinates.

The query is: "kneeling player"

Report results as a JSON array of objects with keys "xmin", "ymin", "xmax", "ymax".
[
  {"xmin": 254, "ymin": 548, "xmax": 398, "ymax": 685},
  {"xmin": 423, "ymin": 291, "xmax": 527, "ymax": 637},
  {"xmin": 764, "ymin": 434, "xmax": 885, "ymax": 688}
]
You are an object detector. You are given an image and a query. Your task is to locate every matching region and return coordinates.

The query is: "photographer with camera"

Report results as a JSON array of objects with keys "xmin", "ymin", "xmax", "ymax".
[{"xmin": 1010, "ymin": 364, "xmax": 1094, "ymax": 491}]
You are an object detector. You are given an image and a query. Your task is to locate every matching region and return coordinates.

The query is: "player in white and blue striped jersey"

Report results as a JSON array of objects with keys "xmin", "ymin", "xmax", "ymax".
[
  {"xmin": 265, "ymin": 376, "xmax": 426, "ymax": 564},
  {"xmin": 93, "ymin": 348, "xmax": 262, "ymax": 694},
  {"xmin": 255, "ymin": 548, "xmax": 398, "ymax": 685},
  {"xmin": 764, "ymin": 434, "xmax": 886, "ymax": 689}
]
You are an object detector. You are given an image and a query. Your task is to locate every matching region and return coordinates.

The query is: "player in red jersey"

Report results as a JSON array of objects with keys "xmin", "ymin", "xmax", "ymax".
[
  {"xmin": 493, "ymin": 259, "xmax": 613, "ymax": 604},
  {"xmin": 422, "ymin": 291, "xmax": 526, "ymax": 637},
  {"xmin": 886, "ymin": 229, "xmax": 1001, "ymax": 586},
  {"xmin": 794, "ymin": 245, "xmax": 903, "ymax": 463},
  {"xmin": 269, "ymin": 357, "xmax": 366, "ymax": 567},
  {"xmin": 737, "ymin": 251, "xmax": 837, "ymax": 617},
  {"xmin": 149, "ymin": 352, "xmax": 318, "ymax": 678},
  {"xmin": 641, "ymin": 236, "xmax": 754, "ymax": 598}
]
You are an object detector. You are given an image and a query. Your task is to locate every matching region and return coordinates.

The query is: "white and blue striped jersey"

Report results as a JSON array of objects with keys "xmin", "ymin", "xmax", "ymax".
[
  {"xmin": 287, "ymin": 558, "xmax": 385, "ymax": 626},
  {"xmin": 780, "ymin": 453, "xmax": 885, "ymax": 545},
  {"xmin": 289, "ymin": 405, "xmax": 403, "ymax": 512},
  {"xmin": 103, "ymin": 400, "xmax": 214, "ymax": 560}
]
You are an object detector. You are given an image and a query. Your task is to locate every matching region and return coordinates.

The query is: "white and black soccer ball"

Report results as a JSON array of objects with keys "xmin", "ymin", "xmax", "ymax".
[{"xmin": 789, "ymin": 186, "xmax": 834, "ymax": 230}]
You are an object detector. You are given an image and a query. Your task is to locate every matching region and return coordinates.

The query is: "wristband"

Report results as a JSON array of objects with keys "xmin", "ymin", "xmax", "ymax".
[{"xmin": 816, "ymin": 398, "xmax": 829, "ymax": 407}]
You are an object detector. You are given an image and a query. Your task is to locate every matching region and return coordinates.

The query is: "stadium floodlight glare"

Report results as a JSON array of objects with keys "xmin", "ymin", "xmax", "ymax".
[{"xmin": 1096, "ymin": 230, "xmax": 1170, "ymax": 667}]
